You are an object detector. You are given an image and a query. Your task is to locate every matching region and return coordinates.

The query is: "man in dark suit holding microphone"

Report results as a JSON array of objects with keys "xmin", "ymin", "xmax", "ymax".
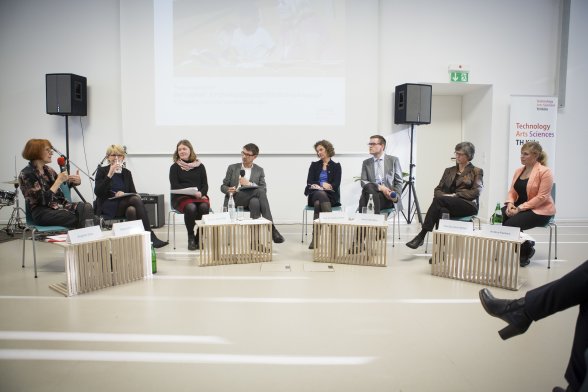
[
  {"xmin": 221, "ymin": 143, "xmax": 285, "ymax": 243},
  {"xmin": 357, "ymin": 135, "xmax": 403, "ymax": 213}
]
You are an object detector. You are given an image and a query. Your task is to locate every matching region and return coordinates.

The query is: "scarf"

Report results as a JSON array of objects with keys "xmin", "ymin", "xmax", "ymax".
[{"xmin": 176, "ymin": 159, "xmax": 201, "ymax": 171}]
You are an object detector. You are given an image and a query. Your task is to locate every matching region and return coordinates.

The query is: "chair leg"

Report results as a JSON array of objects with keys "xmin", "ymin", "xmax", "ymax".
[
  {"xmin": 554, "ymin": 224, "xmax": 558, "ymax": 260},
  {"xmin": 32, "ymin": 229, "xmax": 38, "ymax": 278},
  {"xmin": 425, "ymin": 232, "xmax": 430, "ymax": 253},
  {"xmin": 167, "ymin": 210, "xmax": 172, "ymax": 243},
  {"xmin": 173, "ymin": 213, "xmax": 176, "ymax": 250},
  {"xmin": 301, "ymin": 208, "xmax": 305, "ymax": 243},
  {"xmin": 548, "ymin": 225, "xmax": 553, "ymax": 269},
  {"xmin": 22, "ymin": 227, "xmax": 28, "ymax": 268}
]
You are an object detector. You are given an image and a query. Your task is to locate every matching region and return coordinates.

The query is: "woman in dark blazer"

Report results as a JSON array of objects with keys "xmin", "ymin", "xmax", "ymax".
[
  {"xmin": 406, "ymin": 141, "xmax": 483, "ymax": 249},
  {"xmin": 95, "ymin": 144, "xmax": 168, "ymax": 248},
  {"xmin": 304, "ymin": 140, "xmax": 342, "ymax": 249}
]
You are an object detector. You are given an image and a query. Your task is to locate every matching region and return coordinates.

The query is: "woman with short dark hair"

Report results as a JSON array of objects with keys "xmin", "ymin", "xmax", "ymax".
[
  {"xmin": 19, "ymin": 138, "xmax": 94, "ymax": 229},
  {"xmin": 406, "ymin": 141, "xmax": 483, "ymax": 249}
]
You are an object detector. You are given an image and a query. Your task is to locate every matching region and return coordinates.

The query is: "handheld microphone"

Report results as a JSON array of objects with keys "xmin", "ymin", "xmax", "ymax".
[
  {"xmin": 57, "ymin": 156, "xmax": 67, "ymax": 173},
  {"xmin": 240, "ymin": 169, "xmax": 245, "ymax": 177}
]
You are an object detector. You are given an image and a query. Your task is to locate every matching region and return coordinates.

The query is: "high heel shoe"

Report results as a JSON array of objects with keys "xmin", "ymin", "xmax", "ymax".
[{"xmin": 479, "ymin": 288, "xmax": 532, "ymax": 340}]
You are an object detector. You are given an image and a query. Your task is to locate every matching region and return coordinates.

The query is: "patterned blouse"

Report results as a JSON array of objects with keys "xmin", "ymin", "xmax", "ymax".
[{"xmin": 19, "ymin": 162, "xmax": 75, "ymax": 211}]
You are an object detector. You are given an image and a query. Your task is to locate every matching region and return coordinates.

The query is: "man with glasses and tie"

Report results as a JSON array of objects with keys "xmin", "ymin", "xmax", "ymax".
[
  {"xmin": 221, "ymin": 143, "xmax": 285, "ymax": 243},
  {"xmin": 357, "ymin": 135, "xmax": 403, "ymax": 214}
]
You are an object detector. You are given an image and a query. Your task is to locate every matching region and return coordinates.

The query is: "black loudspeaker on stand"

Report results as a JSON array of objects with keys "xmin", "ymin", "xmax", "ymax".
[
  {"xmin": 45, "ymin": 73, "xmax": 89, "ymax": 203},
  {"xmin": 394, "ymin": 83, "xmax": 432, "ymax": 224}
]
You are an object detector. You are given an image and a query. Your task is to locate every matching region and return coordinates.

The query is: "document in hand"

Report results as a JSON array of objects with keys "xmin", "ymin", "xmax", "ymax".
[
  {"xmin": 108, "ymin": 193, "xmax": 139, "ymax": 200},
  {"xmin": 171, "ymin": 187, "xmax": 199, "ymax": 196}
]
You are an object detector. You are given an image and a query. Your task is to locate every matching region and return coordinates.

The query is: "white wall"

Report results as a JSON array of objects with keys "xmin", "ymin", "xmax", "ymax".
[{"xmin": 1, "ymin": 0, "xmax": 586, "ymax": 226}]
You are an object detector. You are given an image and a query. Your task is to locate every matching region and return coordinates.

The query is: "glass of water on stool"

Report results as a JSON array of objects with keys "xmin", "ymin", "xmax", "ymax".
[{"xmin": 236, "ymin": 206, "xmax": 245, "ymax": 220}]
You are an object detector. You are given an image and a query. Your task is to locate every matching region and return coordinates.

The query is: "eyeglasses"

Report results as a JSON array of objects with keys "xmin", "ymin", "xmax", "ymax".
[
  {"xmin": 241, "ymin": 151, "xmax": 255, "ymax": 157},
  {"xmin": 454, "ymin": 152, "xmax": 466, "ymax": 156},
  {"xmin": 109, "ymin": 154, "xmax": 124, "ymax": 157},
  {"xmin": 367, "ymin": 143, "xmax": 381, "ymax": 146},
  {"xmin": 44, "ymin": 148, "xmax": 53, "ymax": 153}
]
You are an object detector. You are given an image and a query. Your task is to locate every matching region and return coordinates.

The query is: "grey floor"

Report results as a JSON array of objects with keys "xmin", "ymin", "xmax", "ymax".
[{"xmin": 1, "ymin": 220, "xmax": 587, "ymax": 392}]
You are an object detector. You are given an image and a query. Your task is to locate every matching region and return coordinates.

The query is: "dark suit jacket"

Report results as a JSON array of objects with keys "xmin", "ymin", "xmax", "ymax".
[
  {"xmin": 94, "ymin": 165, "xmax": 137, "ymax": 216},
  {"xmin": 360, "ymin": 154, "xmax": 403, "ymax": 209},
  {"xmin": 304, "ymin": 159, "xmax": 341, "ymax": 206},
  {"xmin": 434, "ymin": 162, "xmax": 483, "ymax": 209},
  {"xmin": 221, "ymin": 163, "xmax": 266, "ymax": 198}
]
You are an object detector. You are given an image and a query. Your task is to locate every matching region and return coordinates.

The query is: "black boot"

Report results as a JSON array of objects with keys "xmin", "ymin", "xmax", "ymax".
[
  {"xmin": 308, "ymin": 237, "xmax": 315, "ymax": 249},
  {"xmin": 272, "ymin": 225, "xmax": 285, "ymax": 243},
  {"xmin": 188, "ymin": 233, "xmax": 197, "ymax": 251},
  {"xmin": 406, "ymin": 230, "xmax": 426, "ymax": 249},
  {"xmin": 151, "ymin": 232, "xmax": 169, "ymax": 249},
  {"xmin": 479, "ymin": 288, "xmax": 532, "ymax": 340}
]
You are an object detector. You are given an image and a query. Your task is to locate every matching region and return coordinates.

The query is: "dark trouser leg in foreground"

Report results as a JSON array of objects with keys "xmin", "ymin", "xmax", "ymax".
[{"xmin": 480, "ymin": 261, "xmax": 588, "ymax": 391}]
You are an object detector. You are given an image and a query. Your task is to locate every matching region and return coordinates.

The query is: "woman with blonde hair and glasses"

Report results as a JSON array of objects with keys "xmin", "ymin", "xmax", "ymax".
[
  {"xmin": 169, "ymin": 139, "xmax": 210, "ymax": 251},
  {"xmin": 95, "ymin": 144, "xmax": 168, "ymax": 248}
]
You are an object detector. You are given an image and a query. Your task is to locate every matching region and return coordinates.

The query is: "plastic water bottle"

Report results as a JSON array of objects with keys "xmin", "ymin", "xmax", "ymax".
[
  {"xmin": 491, "ymin": 203, "xmax": 503, "ymax": 224},
  {"xmin": 228, "ymin": 193, "xmax": 236, "ymax": 221},
  {"xmin": 366, "ymin": 194, "xmax": 375, "ymax": 214},
  {"xmin": 151, "ymin": 243, "xmax": 157, "ymax": 274}
]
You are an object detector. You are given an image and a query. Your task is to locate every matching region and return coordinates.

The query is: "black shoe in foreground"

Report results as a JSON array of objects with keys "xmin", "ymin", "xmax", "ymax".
[
  {"xmin": 272, "ymin": 229, "xmax": 285, "ymax": 244},
  {"xmin": 188, "ymin": 237, "xmax": 197, "ymax": 251},
  {"xmin": 479, "ymin": 288, "xmax": 532, "ymax": 340},
  {"xmin": 406, "ymin": 233, "xmax": 425, "ymax": 249},
  {"xmin": 151, "ymin": 233, "xmax": 169, "ymax": 249}
]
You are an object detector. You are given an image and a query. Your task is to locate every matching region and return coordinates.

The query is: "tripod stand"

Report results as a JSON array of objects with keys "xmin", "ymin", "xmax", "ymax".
[
  {"xmin": 4, "ymin": 179, "xmax": 26, "ymax": 236},
  {"xmin": 401, "ymin": 124, "xmax": 423, "ymax": 224}
]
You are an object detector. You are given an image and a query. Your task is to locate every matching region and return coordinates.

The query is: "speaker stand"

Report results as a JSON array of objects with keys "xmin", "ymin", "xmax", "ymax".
[
  {"xmin": 4, "ymin": 180, "xmax": 26, "ymax": 236},
  {"xmin": 401, "ymin": 124, "xmax": 423, "ymax": 224},
  {"xmin": 62, "ymin": 115, "xmax": 87, "ymax": 203}
]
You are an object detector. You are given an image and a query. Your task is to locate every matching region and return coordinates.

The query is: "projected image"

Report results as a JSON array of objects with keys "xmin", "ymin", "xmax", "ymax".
[
  {"xmin": 154, "ymin": 0, "xmax": 346, "ymax": 126},
  {"xmin": 172, "ymin": 0, "xmax": 345, "ymax": 75}
]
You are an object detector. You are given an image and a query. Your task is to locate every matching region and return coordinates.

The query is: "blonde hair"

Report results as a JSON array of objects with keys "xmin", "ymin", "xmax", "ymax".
[
  {"xmin": 105, "ymin": 144, "xmax": 126, "ymax": 156},
  {"xmin": 522, "ymin": 141, "xmax": 547, "ymax": 165}
]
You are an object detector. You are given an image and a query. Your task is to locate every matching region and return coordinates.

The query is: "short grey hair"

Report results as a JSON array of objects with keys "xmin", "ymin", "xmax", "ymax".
[{"xmin": 455, "ymin": 142, "xmax": 475, "ymax": 161}]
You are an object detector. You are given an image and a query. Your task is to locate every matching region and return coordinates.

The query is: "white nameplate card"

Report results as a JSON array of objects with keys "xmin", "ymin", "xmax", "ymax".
[
  {"xmin": 354, "ymin": 213, "xmax": 385, "ymax": 225},
  {"xmin": 202, "ymin": 212, "xmax": 232, "ymax": 225},
  {"xmin": 437, "ymin": 219, "xmax": 473, "ymax": 234},
  {"xmin": 112, "ymin": 220, "xmax": 145, "ymax": 237},
  {"xmin": 67, "ymin": 226, "xmax": 103, "ymax": 244},
  {"xmin": 479, "ymin": 224, "xmax": 521, "ymax": 241},
  {"xmin": 319, "ymin": 211, "xmax": 346, "ymax": 223}
]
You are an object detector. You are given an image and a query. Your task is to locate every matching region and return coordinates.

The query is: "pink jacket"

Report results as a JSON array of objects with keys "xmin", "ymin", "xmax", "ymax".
[{"xmin": 506, "ymin": 162, "xmax": 555, "ymax": 216}]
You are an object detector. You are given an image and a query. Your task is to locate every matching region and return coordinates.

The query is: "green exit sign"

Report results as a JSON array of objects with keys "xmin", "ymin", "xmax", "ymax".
[{"xmin": 450, "ymin": 71, "xmax": 469, "ymax": 83}]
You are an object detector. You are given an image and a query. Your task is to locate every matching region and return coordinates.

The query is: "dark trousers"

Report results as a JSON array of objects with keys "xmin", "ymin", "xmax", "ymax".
[
  {"xmin": 32, "ymin": 202, "xmax": 94, "ymax": 229},
  {"xmin": 182, "ymin": 202, "xmax": 209, "ymax": 237},
  {"xmin": 501, "ymin": 207, "xmax": 552, "ymax": 230},
  {"xmin": 357, "ymin": 183, "xmax": 394, "ymax": 214},
  {"xmin": 114, "ymin": 195, "xmax": 152, "ymax": 232},
  {"xmin": 228, "ymin": 188, "xmax": 273, "ymax": 221},
  {"xmin": 308, "ymin": 190, "xmax": 331, "ymax": 220},
  {"xmin": 525, "ymin": 260, "xmax": 588, "ymax": 391},
  {"xmin": 421, "ymin": 196, "xmax": 477, "ymax": 232}
]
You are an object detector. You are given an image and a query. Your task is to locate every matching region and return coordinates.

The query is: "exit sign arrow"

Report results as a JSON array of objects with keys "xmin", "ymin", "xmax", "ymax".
[{"xmin": 450, "ymin": 71, "xmax": 469, "ymax": 83}]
